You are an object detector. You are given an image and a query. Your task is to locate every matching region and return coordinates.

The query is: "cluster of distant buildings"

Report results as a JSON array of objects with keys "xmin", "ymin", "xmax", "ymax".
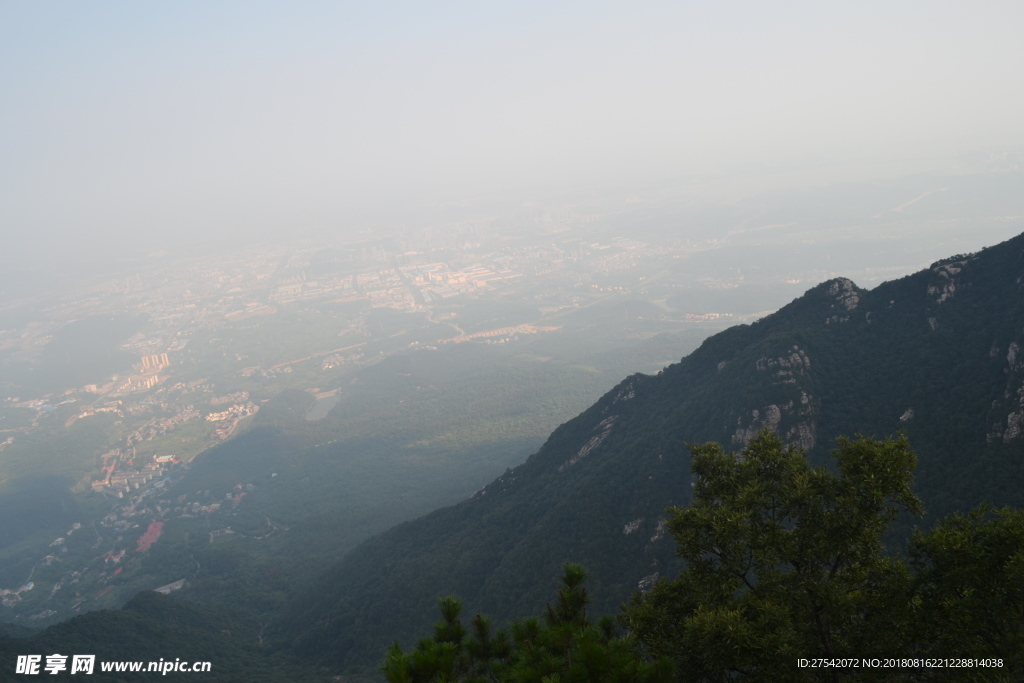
[
  {"xmin": 110, "ymin": 352, "xmax": 171, "ymax": 395},
  {"xmin": 205, "ymin": 402, "xmax": 259, "ymax": 423},
  {"xmin": 141, "ymin": 353, "xmax": 169, "ymax": 371},
  {"xmin": 92, "ymin": 460, "xmax": 172, "ymax": 498}
]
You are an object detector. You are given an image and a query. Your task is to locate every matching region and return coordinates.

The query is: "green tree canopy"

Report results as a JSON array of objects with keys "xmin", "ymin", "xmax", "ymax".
[
  {"xmin": 623, "ymin": 430, "xmax": 1023, "ymax": 682},
  {"xmin": 623, "ymin": 430, "xmax": 923, "ymax": 681},
  {"xmin": 381, "ymin": 564, "xmax": 670, "ymax": 683},
  {"xmin": 908, "ymin": 505, "xmax": 1024, "ymax": 674},
  {"xmin": 384, "ymin": 431, "xmax": 1023, "ymax": 682}
]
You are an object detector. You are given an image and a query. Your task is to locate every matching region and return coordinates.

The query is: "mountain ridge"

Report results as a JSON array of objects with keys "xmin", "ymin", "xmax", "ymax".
[
  {"xmin": 280, "ymin": 232, "xmax": 1024, "ymax": 673},
  {"xmin": 4, "ymin": 233, "xmax": 1022, "ymax": 680}
]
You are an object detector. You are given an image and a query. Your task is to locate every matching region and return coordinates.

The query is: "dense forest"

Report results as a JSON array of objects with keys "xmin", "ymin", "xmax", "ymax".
[{"xmin": 387, "ymin": 432, "xmax": 1022, "ymax": 682}]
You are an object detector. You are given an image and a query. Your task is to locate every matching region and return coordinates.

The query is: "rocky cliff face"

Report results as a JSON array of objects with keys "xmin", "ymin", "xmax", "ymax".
[
  {"xmin": 988, "ymin": 340, "xmax": 1024, "ymax": 443},
  {"xmin": 731, "ymin": 345, "xmax": 817, "ymax": 450}
]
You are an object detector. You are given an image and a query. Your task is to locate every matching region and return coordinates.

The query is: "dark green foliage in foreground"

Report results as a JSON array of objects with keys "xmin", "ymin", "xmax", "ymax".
[
  {"xmin": 386, "ymin": 432, "xmax": 1024, "ymax": 683},
  {"xmin": 909, "ymin": 505, "xmax": 1024, "ymax": 675},
  {"xmin": 382, "ymin": 564, "xmax": 670, "ymax": 683},
  {"xmin": 623, "ymin": 431, "xmax": 1023, "ymax": 682},
  {"xmin": 624, "ymin": 432, "xmax": 921, "ymax": 681}
]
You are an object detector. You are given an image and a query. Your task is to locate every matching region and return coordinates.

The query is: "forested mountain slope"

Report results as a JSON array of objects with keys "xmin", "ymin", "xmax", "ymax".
[
  {"xmin": 280, "ymin": 232, "xmax": 1024, "ymax": 674},
  {"xmin": 0, "ymin": 592, "xmax": 329, "ymax": 682}
]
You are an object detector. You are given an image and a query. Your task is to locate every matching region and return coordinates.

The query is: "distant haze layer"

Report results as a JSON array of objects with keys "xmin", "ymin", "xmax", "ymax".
[{"xmin": 2, "ymin": 1, "xmax": 1023, "ymax": 267}]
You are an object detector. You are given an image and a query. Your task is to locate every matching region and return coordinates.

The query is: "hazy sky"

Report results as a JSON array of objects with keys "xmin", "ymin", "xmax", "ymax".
[{"xmin": 2, "ymin": 1, "xmax": 1023, "ymax": 267}]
